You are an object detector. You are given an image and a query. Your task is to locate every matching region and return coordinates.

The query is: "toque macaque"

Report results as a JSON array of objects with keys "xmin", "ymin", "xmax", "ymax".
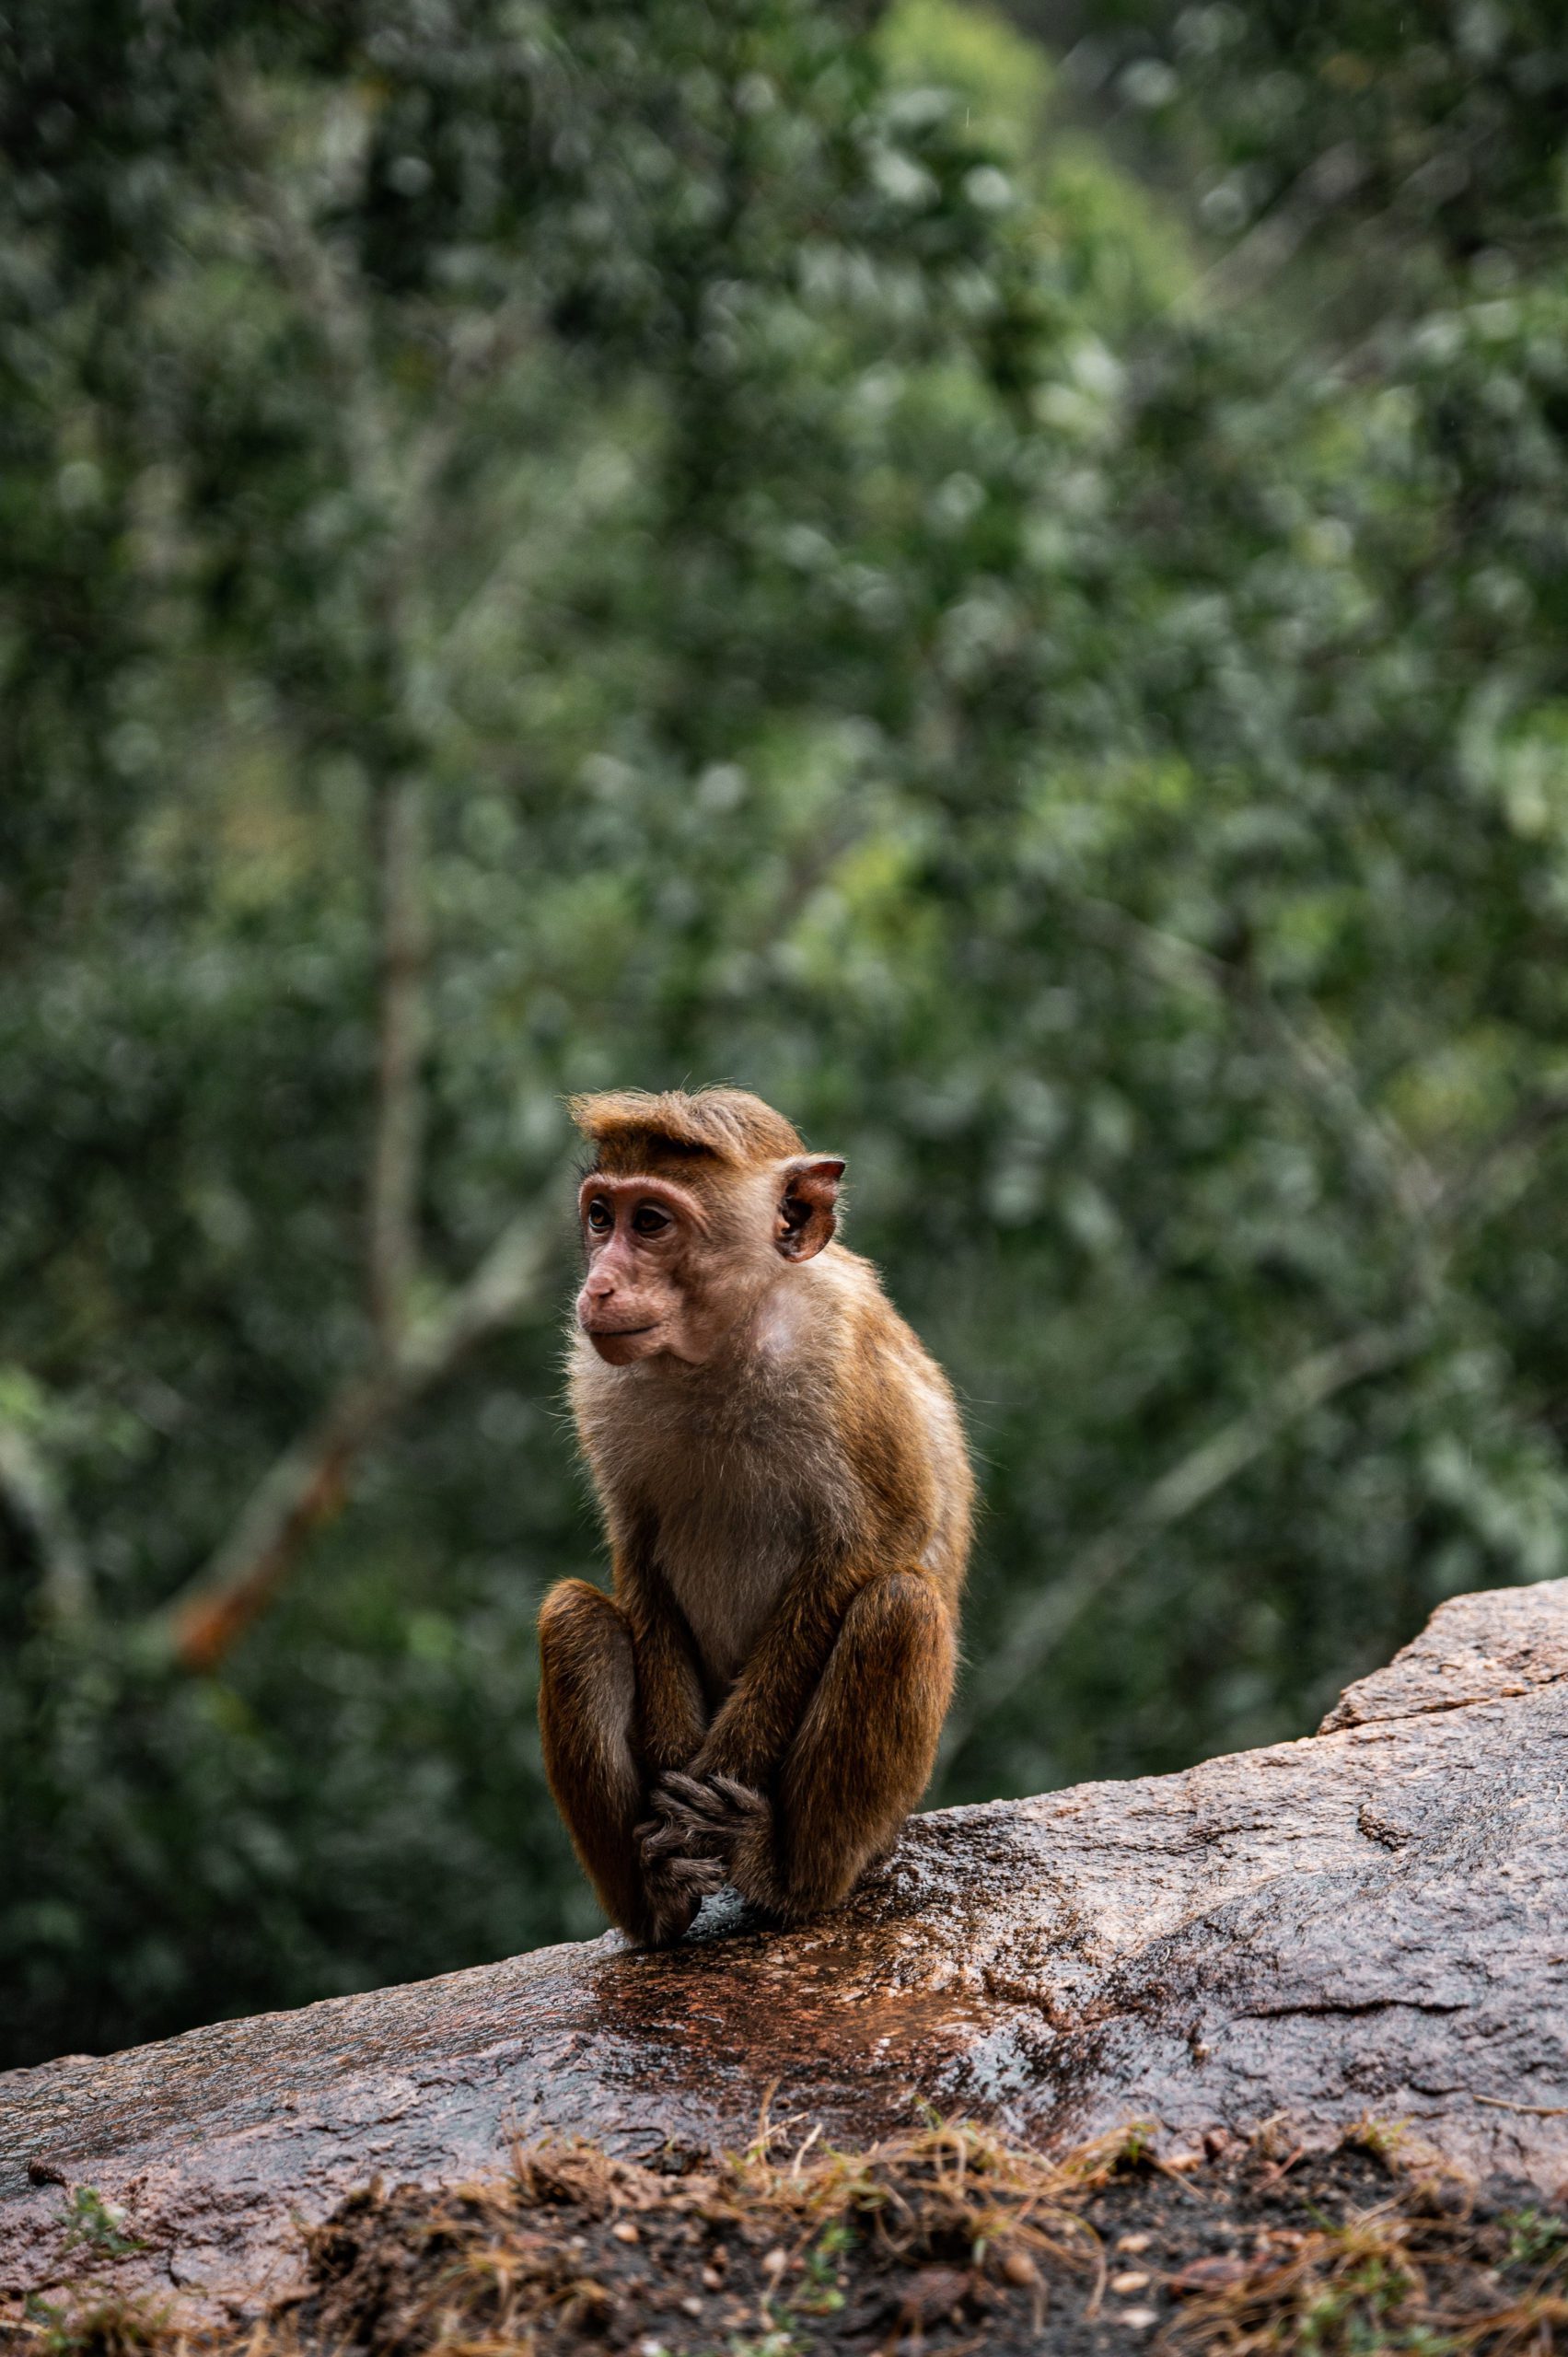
[{"xmin": 538, "ymin": 1086, "xmax": 971, "ymax": 1945}]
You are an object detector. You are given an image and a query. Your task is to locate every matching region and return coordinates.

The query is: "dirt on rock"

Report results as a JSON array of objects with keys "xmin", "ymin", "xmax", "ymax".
[{"xmin": 10, "ymin": 2119, "xmax": 1567, "ymax": 2357}]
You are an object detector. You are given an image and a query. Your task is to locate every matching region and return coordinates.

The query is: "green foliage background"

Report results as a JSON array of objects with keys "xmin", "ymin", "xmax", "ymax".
[{"xmin": 5, "ymin": 0, "xmax": 1568, "ymax": 2068}]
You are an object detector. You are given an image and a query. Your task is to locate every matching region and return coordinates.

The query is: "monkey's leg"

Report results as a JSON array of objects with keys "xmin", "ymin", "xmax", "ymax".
[
  {"xmin": 772, "ymin": 1569, "xmax": 955, "ymax": 1913},
  {"xmin": 537, "ymin": 1578, "xmax": 720, "ymax": 1946},
  {"xmin": 656, "ymin": 1569, "xmax": 954, "ymax": 1922}
]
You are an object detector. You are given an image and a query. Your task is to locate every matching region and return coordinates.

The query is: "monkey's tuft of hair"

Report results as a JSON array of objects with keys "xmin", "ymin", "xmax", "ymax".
[{"xmin": 567, "ymin": 1086, "xmax": 806, "ymax": 1177}]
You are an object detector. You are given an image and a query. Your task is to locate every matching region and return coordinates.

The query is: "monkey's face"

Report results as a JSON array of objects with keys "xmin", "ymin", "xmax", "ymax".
[
  {"xmin": 575, "ymin": 1172, "xmax": 729, "ymax": 1364},
  {"xmin": 575, "ymin": 1154, "xmax": 845, "ymax": 1366}
]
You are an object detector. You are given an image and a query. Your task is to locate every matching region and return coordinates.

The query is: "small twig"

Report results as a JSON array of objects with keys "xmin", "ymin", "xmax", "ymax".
[
  {"xmin": 749, "ymin": 2080, "xmax": 784, "ymax": 2162},
  {"xmin": 1253, "ymin": 2145, "xmax": 1307, "ymax": 2189},
  {"xmin": 1473, "ymin": 2096, "xmax": 1568, "ymax": 2119}
]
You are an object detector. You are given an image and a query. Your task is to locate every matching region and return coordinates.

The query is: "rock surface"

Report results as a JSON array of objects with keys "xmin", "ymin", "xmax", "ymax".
[{"xmin": 4, "ymin": 1579, "xmax": 1567, "ymax": 2321}]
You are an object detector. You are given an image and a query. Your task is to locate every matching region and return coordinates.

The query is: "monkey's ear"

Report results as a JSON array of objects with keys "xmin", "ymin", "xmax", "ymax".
[{"xmin": 775, "ymin": 1157, "xmax": 845, "ymax": 1261}]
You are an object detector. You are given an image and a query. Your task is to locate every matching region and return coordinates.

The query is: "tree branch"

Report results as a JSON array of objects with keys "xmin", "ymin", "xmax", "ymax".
[
  {"xmin": 1197, "ymin": 141, "xmax": 1372, "ymax": 310},
  {"xmin": 940, "ymin": 1317, "xmax": 1425, "ymax": 1766},
  {"xmin": 160, "ymin": 76, "xmax": 579, "ymax": 1669},
  {"xmin": 161, "ymin": 1185, "xmax": 570, "ymax": 1673},
  {"xmin": 1432, "ymin": 1086, "xmax": 1568, "ymax": 1234},
  {"xmin": 367, "ymin": 776, "xmax": 427, "ymax": 1354},
  {"xmin": 218, "ymin": 73, "xmax": 392, "ymax": 499},
  {"xmin": 1072, "ymin": 894, "xmax": 1443, "ymax": 1233}
]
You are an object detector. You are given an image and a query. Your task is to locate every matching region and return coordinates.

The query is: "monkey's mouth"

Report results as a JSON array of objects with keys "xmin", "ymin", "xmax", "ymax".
[{"xmin": 581, "ymin": 1319, "xmax": 666, "ymax": 1358}]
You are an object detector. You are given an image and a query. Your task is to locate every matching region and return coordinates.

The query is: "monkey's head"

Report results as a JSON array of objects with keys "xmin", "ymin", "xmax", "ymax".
[{"xmin": 567, "ymin": 1087, "xmax": 845, "ymax": 1366}]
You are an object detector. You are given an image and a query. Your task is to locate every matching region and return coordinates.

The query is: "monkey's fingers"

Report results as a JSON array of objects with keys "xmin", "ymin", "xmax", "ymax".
[
  {"xmin": 645, "ymin": 1781, "xmax": 736, "ymax": 1858},
  {"xmin": 705, "ymin": 1773, "xmax": 770, "ymax": 1827},
  {"xmin": 635, "ymin": 1812, "xmax": 691, "ymax": 1861},
  {"xmin": 667, "ymin": 1852, "xmax": 726, "ymax": 1895},
  {"xmin": 657, "ymin": 1770, "xmax": 770, "ymax": 1840},
  {"xmin": 642, "ymin": 1845, "xmax": 726, "ymax": 1947},
  {"xmin": 652, "ymin": 1770, "xmax": 768, "ymax": 1833},
  {"xmin": 650, "ymin": 1770, "xmax": 731, "ymax": 1823},
  {"xmin": 636, "ymin": 1810, "xmax": 729, "ymax": 1882}
]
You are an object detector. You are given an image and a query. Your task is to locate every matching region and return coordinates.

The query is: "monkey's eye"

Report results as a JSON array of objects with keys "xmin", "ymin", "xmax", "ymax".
[
  {"xmin": 632, "ymin": 1203, "xmax": 671, "ymax": 1237},
  {"xmin": 586, "ymin": 1197, "xmax": 613, "ymax": 1233}
]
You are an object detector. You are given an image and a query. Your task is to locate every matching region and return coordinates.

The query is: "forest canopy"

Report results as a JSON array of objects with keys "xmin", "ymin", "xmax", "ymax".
[{"xmin": 4, "ymin": 0, "xmax": 1568, "ymax": 2067}]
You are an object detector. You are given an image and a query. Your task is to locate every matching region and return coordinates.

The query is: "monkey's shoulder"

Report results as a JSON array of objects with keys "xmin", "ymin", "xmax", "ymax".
[
  {"xmin": 818, "ymin": 1246, "xmax": 963, "ymax": 1407},
  {"xmin": 813, "ymin": 1250, "xmax": 972, "ymax": 1562}
]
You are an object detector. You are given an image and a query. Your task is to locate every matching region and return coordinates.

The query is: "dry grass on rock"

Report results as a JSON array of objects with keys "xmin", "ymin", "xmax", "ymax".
[{"xmin": 8, "ymin": 2117, "xmax": 1568, "ymax": 2357}]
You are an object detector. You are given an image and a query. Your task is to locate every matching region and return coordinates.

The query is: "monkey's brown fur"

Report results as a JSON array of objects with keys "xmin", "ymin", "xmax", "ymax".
[{"xmin": 538, "ymin": 1086, "xmax": 971, "ymax": 1946}]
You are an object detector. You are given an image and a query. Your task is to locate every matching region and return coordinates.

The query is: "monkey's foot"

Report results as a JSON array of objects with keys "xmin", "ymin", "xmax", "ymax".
[
  {"xmin": 647, "ymin": 1771, "xmax": 762, "ymax": 1852},
  {"xmin": 647, "ymin": 1771, "xmax": 783, "ymax": 1914},
  {"xmin": 634, "ymin": 1808, "xmax": 727, "ymax": 1946}
]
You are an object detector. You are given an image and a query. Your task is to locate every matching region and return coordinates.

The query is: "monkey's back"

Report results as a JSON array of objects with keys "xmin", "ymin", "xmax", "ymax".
[{"xmin": 819, "ymin": 1245, "xmax": 972, "ymax": 1611}]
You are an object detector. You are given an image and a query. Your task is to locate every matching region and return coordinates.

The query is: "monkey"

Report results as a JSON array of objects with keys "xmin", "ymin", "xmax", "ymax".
[{"xmin": 537, "ymin": 1086, "xmax": 972, "ymax": 1948}]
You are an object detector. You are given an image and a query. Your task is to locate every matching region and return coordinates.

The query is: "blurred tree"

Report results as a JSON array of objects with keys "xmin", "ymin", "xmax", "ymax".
[
  {"xmin": 5, "ymin": 0, "xmax": 1568, "ymax": 2068},
  {"xmin": 1036, "ymin": 0, "xmax": 1568, "ymax": 277}
]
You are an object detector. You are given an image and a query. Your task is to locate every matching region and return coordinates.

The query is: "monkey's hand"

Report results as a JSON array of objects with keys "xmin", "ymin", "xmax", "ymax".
[
  {"xmin": 634, "ymin": 1804, "xmax": 727, "ymax": 1947},
  {"xmin": 645, "ymin": 1771, "xmax": 782, "ymax": 1915}
]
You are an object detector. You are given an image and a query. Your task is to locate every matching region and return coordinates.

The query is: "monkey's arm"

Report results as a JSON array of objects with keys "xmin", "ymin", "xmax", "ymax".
[
  {"xmin": 538, "ymin": 1561, "xmax": 714, "ymax": 1945},
  {"xmin": 650, "ymin": 1566, "xmax": 955, "ymax": 1922}
]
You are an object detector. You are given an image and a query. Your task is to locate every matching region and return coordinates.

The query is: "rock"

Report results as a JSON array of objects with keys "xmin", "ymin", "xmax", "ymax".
[
  {"xmin": 1319, "ymin": 1576, "xmax": 1568, "ymax": 1728},
  {"xmin": 4, "ymin": 1578, "xmax": 1566, "ymax": 2321}
]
